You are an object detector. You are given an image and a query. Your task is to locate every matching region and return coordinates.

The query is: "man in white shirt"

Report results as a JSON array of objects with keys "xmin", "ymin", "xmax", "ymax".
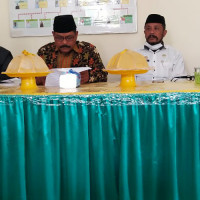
[{"xmin": 136, "ymin": 14, "xmax": 187, "ymax": 82}]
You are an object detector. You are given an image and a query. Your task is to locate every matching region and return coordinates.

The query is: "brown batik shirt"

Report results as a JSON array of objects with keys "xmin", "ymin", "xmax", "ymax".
[{"xmin": 37, "ymin": 41, "xmax": 108, "ymax": 83}]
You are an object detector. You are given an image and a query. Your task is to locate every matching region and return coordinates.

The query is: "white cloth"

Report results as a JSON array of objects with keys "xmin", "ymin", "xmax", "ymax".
[{"xmin": 135, "ymin": 43, "xmax": 187, "ymax": 81}]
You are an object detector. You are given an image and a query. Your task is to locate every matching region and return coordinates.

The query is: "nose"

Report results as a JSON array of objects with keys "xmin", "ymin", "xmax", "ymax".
[
  {"xmin": 149, "ymin": 28, "xmax": 154, "ymax": 34},
  {"xmin": 62, "ymin": 38, "xmax": 68, "ymax": 44}
]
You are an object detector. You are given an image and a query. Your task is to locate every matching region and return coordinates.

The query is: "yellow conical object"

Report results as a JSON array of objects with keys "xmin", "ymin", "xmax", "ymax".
[
  {"xmin": 2, "ymin": 50, "xmax": 50, "ymax": 90},
  {"xmin": 106, "ymin": 49, "xmax": 150, "ymax": 71},
  {"xmin": 106, "ymin": 49, "xmax": 150, "ymax": 88},
  {"xmin": 5, "ymin": 50, "xmax": 50, "ymax": 74}
]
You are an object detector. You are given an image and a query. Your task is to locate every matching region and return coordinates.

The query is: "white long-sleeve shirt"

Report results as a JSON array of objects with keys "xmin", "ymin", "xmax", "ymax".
[{"xmin": 135, "ymin": 43, "xmax": 187, "ymax": 81}]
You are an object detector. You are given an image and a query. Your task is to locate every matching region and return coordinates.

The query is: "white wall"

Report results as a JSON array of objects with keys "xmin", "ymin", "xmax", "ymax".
[{"xmin": 1, "ymin": 0, "xmax": 200, "ymax": 80}]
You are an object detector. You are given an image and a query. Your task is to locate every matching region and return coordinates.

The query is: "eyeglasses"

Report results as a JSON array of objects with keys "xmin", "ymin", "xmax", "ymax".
[
  {"xmin": 54, "ymin": 35, "xmax": 75, "ymax": 42},
  {"xmin": 171, "ymin": 76, "xmax": 195, "ymax": 82}
]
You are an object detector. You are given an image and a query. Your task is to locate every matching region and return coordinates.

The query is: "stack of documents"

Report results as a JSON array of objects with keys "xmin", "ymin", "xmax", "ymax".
[{"xmin": 45, "ymin": 67, "xmax": 91, "ymax": 88}]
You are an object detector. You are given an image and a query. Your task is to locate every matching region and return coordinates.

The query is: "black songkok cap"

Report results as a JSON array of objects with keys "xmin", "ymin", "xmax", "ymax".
[
  {"xmin": 53, "ymin": 15, "xmax": 77, "ymax": 33},
  {"xmin": 145, "ymin": 14, "xmax": 166, "ymax": 28}
]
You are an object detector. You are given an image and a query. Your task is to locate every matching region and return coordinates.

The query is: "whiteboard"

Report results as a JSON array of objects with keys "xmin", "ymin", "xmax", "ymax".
[{"xmin": 10, "ymin": 0, "xmax": 137, "ymax": 37}]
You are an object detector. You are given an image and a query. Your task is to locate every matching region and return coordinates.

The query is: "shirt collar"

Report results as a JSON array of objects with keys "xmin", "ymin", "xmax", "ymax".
[{"xmin": 73, "ymin": 42, "xmax": 80, "ymax": 53}]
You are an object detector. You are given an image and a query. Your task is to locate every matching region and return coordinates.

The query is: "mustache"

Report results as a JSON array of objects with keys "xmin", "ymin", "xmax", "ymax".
[
  {"xmin": 60, "ymin": 45, "xmax": 71, "ymax": 48},
  {"xmin": 147, "ymin": 35, "xmax": 158, "ymax": 40}
]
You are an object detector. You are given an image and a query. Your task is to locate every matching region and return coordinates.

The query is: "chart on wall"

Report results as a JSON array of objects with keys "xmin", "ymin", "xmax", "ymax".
[{"xmin": 10, "ymin": 0, "xmax": 137, "ymax": 37}]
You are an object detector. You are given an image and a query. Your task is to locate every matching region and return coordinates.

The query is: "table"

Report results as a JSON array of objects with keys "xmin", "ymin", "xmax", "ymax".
[{"xmin": 1, "ymin": 81, "xmax": 200, "ymax": 200}]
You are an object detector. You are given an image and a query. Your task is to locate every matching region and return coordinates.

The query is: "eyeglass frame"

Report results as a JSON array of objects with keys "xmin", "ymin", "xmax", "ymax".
[
  {"xmin": 53, "ymin": 31, "xmax": 77, "ymax": 42},
  {"xmin": 54, "ymin": 35, "xmax": 76, "ymax": 42},
  {"xmin": 171, "ymin": 76, "xmax": 195, "ymax": 82}
]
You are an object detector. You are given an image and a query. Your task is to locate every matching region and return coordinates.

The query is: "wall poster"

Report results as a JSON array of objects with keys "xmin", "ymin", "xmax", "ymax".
[{"xmin": 10, "ymin": 0, "xmax": 137, "ymax": 37}]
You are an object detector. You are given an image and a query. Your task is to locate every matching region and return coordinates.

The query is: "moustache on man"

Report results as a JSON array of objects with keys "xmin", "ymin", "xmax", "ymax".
[
  {"xmin": 147, "ymin": 35, "xmax": 158, "ymax": 40},
  {"xmin": 60, "ymin": 45, "xmax": 71, "ymax": 49}
]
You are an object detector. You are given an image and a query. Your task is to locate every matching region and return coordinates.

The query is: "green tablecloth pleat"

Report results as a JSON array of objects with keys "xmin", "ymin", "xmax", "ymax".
[{"xmin": 0, "ymin": 93, "xmax": 200, "ymax": 200}]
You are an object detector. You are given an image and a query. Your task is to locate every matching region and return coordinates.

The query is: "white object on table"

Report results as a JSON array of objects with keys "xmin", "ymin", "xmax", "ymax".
[{"xmin": 45, "ymin": 67, "xmax": 91, "ymax": 87}]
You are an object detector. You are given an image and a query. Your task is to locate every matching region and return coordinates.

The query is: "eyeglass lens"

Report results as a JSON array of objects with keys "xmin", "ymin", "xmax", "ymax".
[{"xmin": 55, "ymin": 35, "xmax": 74, "ymax": 42}]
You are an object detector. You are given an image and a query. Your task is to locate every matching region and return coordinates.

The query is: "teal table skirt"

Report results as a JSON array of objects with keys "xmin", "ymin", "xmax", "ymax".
[{"xmin": 1, "ymin": 92, "xmax": 200, "ymax": 200}]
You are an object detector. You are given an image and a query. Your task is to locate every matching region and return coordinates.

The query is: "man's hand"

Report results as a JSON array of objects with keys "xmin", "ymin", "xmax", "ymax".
[
  {"xmin": 80, "ymin": 71, "xmax": 89, "ymax": 84},
  {"xmin": 36, "ymin": 76, "xmax": 46, "ymax": 85}
]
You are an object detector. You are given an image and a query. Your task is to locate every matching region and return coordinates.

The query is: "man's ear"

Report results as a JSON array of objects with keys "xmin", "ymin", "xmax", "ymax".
[
  {"xmin": 75, "ymin": 31, "xmax": 78, "ymax": 39},
  {"xmin": 163, "ymin": 30, "xmax": 167, "ymax": 37},
  {"xmin": 52, "ymin": 31, "xmax": 55, "ymax": 36}
]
